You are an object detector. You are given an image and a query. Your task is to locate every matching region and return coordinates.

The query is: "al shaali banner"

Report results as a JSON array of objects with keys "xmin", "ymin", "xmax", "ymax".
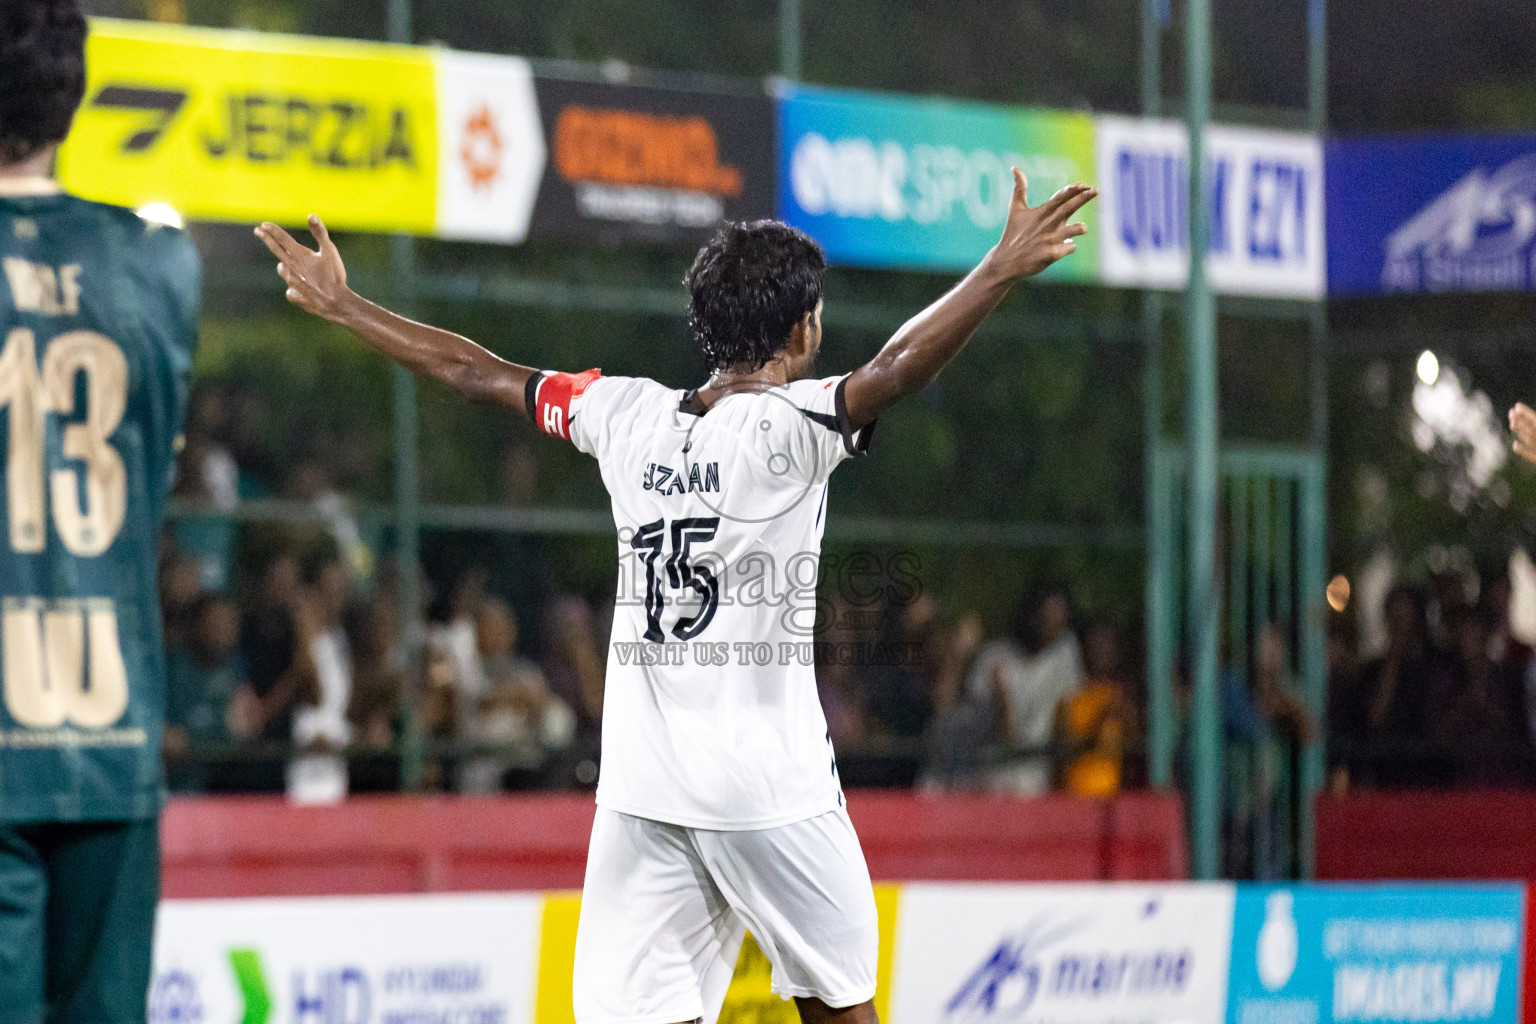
[
  {"xmin": 59, "ymin": 19, "xmax": 545, "ymax": 242},
  {"xmin": 1326, "ymin": 133, "xmax": 1536, "ymax": 296}
]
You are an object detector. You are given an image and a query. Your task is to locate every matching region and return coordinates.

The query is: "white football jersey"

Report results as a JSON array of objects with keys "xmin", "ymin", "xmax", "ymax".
[{"xmin": 528, "ymin": 368, "xmax": 873, "ymax": 829}]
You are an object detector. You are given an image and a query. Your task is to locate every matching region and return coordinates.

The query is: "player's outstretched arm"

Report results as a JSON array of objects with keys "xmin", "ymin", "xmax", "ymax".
[
  {"xmin": 1512, "ymin": 403, "xmax": 1536, "ymax": 464},
  {"xmin": 841, "ymin": 170, "xmax": 1096, "ymax": 430},
  {"xmin": 255, "ymin": 216, "xmax": 535, "ymax": 416}
]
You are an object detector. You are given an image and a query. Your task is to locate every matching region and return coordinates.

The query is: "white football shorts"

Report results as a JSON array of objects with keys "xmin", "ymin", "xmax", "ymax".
[{"xmin": 572, "ymin": 805, "xmax": 879, "ymax": 1024}]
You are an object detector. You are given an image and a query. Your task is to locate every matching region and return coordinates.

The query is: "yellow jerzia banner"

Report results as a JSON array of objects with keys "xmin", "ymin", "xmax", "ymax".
[{"xmin": 57, "ymin": 19, "xmax": 438, "ymax": 233}]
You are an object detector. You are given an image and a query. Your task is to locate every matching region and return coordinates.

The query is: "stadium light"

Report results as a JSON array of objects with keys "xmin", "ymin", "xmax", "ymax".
[
  {"xmin": 1416, "ymin": 349, "xmax": 1439, "ymax": 386},
  {"xmin": 136, "ymin": 202, "xmax": 184, "ymax": 230},
  {"xmin": 1326, "ymin": 574, "xmax": 1351, "ymax": 612}
]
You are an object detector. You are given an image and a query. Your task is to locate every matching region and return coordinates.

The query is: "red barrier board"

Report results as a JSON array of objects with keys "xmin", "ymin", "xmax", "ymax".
[
  {"xmin": 160, "ymin": 789, "xmax": 1187, "ymax": 898},
  {"xmin": 1315, "ymin": 791, "xmax": 1536, "ymax": 882},
  {"xmin": 1315, "ymin": 791, "xmax": 1536, "ymax": 1024}
]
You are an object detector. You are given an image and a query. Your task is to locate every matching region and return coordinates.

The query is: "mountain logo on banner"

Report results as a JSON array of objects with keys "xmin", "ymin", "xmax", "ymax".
[
  {"xmin": 1255, "ymin": 891, "xmax": 1299, "ymax": 993},
  {"xmin": 942, "ymin": 908, "xmax": 1198, "ymax": 1023},
  {"xmin": 1383, "ymin": 153, "xmax": 1536, "ymax": 293}
]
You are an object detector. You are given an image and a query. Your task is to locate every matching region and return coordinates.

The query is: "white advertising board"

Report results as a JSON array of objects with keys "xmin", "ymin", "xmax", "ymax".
[
  {"xmin": 149, "ymin": 893, "xmax": 542, "ymax": 1024},
  {"xmin": 1097, "ymin": 116, "xmax": 1326, "ymax": 298},
  {"xmin": 434, "ymin": 51, "xmax": 546, "ymax": 244},
  {"xmin": 888, "ymin": 882, "xmax": 1237, "ymax": 1024}
]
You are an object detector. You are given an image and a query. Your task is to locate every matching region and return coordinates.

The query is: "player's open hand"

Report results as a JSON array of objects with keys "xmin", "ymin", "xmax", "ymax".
[
  {"xmin": 987, "ymin": 170, "xmax": 1096, "ymax": 282},
  {"xmin": 1510, "ymin": 403, "xmax": 1536, "ymax": 464},
  {"xmin": 254, "ymin": 215, "xmax": 351, "ymax": 321}
]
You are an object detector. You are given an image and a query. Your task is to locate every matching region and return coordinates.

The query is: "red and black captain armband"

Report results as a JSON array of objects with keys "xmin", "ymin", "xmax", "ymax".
[{"xmin": 525, "ymin": 369, "xmax": 601, "ymax": 440}]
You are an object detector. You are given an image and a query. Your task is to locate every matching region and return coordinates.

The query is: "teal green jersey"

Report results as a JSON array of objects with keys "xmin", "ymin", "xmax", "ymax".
[{"xmin": 0, "ymin": 188, "xmax": 198, "ymax": 822}]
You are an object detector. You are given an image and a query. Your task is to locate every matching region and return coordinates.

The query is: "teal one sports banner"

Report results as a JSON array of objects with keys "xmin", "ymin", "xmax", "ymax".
[{"xmin": 775, "ymin": 85, "xmax": 1099, "ymax": 280}]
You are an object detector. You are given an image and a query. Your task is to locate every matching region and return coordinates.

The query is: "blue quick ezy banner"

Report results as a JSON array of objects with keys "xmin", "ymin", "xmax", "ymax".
[
  {"xmin": 1327, "ymin": 134, "xmax": 1536, "ymax": 296},
  {"xmin": 1227, "ymin": 885, "xmax": 1525, "ymax": 1024}
]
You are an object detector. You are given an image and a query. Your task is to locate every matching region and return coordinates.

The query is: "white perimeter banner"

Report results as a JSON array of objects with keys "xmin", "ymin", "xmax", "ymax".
[
  {"xmin": 887, "ymin": 882, "xmax": 1237, "ymax": 1024},
  {"xmin": 149, "ymin": 893, "xmax": 542, "ymax": 1024},
  {"xmin": 434, "ymin": 51, "xmax": 546, "ymax": 244},
  {"xmin": 1096, "ymin": 116, "xmax": 1326, "ymax": 299}
]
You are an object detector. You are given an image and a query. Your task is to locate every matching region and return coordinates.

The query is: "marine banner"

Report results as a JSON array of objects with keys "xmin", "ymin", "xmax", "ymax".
[{"xmin": 886, "ymin": 882, "xmax": 1236, "ymax": 1024}]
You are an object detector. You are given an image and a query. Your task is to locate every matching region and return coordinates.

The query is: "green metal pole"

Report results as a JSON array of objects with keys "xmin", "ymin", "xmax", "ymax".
[
  {"xmin": 779, "ymin": 0, "xmax": 802, "ymax": 80},
  {"xmin": 388, "ymin": 0, "xmax": 424, "ymax": 793},
  {"xmin": 1300, "ymin": 0, "xmax": 1330, "ymax": 878},
  {"xmin": 1142, "ymin": 0, "xmax": 1174, "ymax": 789},
  {"xmin": 1185, "ymin": 0, "xmax": 1223, "ymax": 881}
]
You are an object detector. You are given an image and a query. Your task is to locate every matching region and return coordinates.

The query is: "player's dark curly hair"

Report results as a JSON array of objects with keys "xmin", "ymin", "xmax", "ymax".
[
  {"xmin": 684, "ymin": 220, "xmax": 826, "ymax": 373},
  {"xmin": 0, "ymin": 0, "xmax": 87, "ymax": 165}
]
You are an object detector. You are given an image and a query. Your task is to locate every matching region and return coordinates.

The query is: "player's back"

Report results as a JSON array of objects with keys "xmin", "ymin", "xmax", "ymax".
[
  {"xmin": 0, "ymin": 187, "xmax": 198, "ymax": 822},
  {"xmin": 536, "ymin": 369, "xmax": 872, "ymax": 829}
]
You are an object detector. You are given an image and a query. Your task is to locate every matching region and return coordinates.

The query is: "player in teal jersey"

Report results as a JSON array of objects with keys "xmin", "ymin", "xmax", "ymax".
[{"xmin": 0, "ymin": 3, "xmax": 199, "ymax": 1022}]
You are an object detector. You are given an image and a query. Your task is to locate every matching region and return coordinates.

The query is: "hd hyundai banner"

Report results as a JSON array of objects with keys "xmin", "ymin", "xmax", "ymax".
[
  {"xmin": 528, "ymin": 77, "xmax": 775, "ymax": 245},
  {"xmin": 150, "ymin": 894, "xmax": 543, "ymax": 1024},
  {"xmin": 1326, "ymin": 133, "xmax": 1536, "ymax": 296},
  {"xmin": 776, "ymin": 85, "xmax": 1100, "ymax": 280}
]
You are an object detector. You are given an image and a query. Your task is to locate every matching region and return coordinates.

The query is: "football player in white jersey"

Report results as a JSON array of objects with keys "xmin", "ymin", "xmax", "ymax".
[{"xmin": 256, "ymin": 168, "xmax": 1095, "ymax": 1024}]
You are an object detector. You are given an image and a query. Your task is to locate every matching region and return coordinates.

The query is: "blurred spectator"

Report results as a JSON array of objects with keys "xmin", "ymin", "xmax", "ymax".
[
  {"xmin": 867, "ymin": 591, "xmax": 939, "ymax": 741},
  {"xmin": 163, "ymin": 594, "xmax": 247, "ymax": 792},
  {"xmin": 171, "ymin": 388, "xmax": 242, "ymax": 591},
  {"xmin": 1250, "ymin": 624, "xmax": 1314, "ymax": 747},
  {"xmin": 459, "ymin": 598, "xmax": 575, "ymax": 793},
  {"xmin": 288, "ymin": 542, "xmax": 355, "ymax": 804},
  {"xmin": 1222, "ymin": 623, "xmax": 1314, "ymax": 879},
  {"xmin": 417, "ymin": 643, "xmax": 461, "ymax": 792},
  {"xmin": 184, "ymin": 385, "xmax": 242, "ymax": 508},
  {"xmin": 158, "ymin": 548, "xmax": 204, "ymax": 652},
  {"xmin": 1330, "ymin": 584, "xmax": 1455, "ymax": 789},
  {"xmin": 236, "ymin": 548, "xmax": 319, "ymax": 746},
  {"xmin": 1058, "ymin": 618, "xmax": 1135, "ymax": 798},
  {"xmin": 962, "ymin": 607, "xmax": 1029, "ymax": 753},
  {"xmin": 428, "ymin": 565, "xmax": 489, "ymax": 735},
  {"xmin": 1437, "ymin": 605, "xmax": 1531, "ymax": 788},
  {"xmin": 816, "ymin": 594, "xmax": 871, "ymax": 749},
  {"xmin": 1325, "ymin": 613, "xmax": 1359, "ymax": 797},
  {"xmin": 1480, "ymin": 573, "xmax": 1536, "ymax": 747},
  {"xmin": 919, "ymin": 611, "xmax": 989, "ymax": 791},
  {"xmin": 347, "ymin": 596, "xmax": 405, "ymax": 752},
  {"xmin": 286, "ymin": 455, "xmax": 372, "ymax": 582},
  {"xmin": 1427, "ymin": 568, "xmax": 1473, "ymax": 652},
  {"xmin": 498, "ymin": 442, "xmax": 540, "ymax": 508},
  {"xmin": 978, "ymin": 586, "xmax": 1084, "ymax": 795},
  {"xmin": 542, "ymin": 595, "xmax": 607, "ymax": 740},
  {"xmin": 223, "ymin": 384, "xmax": 279, "ymax": 495}
]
